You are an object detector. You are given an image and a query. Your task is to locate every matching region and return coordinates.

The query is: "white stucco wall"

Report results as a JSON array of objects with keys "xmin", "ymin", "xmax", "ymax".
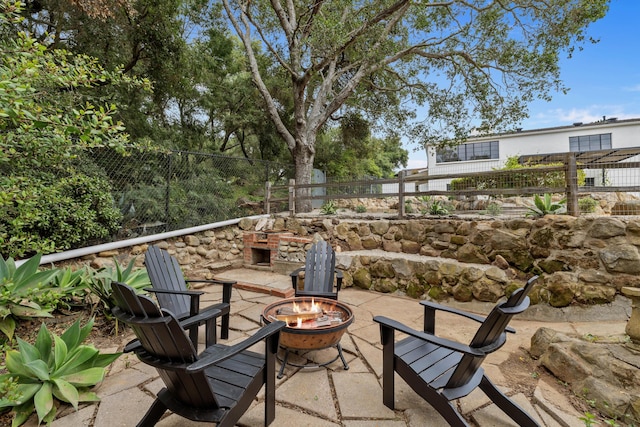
[{"xmin": 422, "ymin": 118, "xmax": 640, "ymax": 191}]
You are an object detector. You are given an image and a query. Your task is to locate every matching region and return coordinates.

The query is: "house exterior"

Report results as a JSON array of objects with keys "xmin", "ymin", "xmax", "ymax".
[{"xmin": 422, "ymin": 117, "xmax": 640, "ymax": 191}]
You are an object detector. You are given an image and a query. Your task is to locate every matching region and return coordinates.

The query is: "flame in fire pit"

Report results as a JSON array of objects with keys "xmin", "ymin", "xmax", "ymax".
[
  {"xmin": 272, "ymin": 298, "xmax": 341, "ymax": 329},
  {"xmin": 292, "ymin": 298, "xmax": 322, "ymax": 315}
]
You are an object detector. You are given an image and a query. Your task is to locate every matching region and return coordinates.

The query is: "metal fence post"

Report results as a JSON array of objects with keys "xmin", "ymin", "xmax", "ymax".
[
  {"xmin": 288, "ymin": 179, "xmax": 296, "ymax": 216},
  {"xmin": 265, "ymin": 181, "xmax": 272, "ymax": 214},
  {"xmin": 565, "ymin": 153, "xmax": 579, "ymax": 216},
  {"xmin": 398, "ymin": 170, "xmax": 406, "ymax": 219},
  {"xmin": 165, "ymin": 152, "xmax": 172, "ymax": 230}
]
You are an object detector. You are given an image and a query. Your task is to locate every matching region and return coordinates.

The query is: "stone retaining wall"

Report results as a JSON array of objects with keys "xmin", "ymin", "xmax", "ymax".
[{"xmin": 79, "ymin": 215, "xmax": 640, "ymax": 308}]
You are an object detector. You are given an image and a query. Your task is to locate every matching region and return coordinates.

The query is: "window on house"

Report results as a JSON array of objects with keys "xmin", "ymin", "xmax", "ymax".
[
  {"xmin": 584, "ymin": 177, "xmax": 595, "ymax": 187},
  {"xmin": 436, "ymin": 141, "xmax": 499, "ymax": 163},
  {"xmin": 569, "ymin": 133, "xmax": 612, "ymax": 152}
]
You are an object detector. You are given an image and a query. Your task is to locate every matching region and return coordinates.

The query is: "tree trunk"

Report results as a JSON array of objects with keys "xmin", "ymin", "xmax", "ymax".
[{"xmin": 293, "ymin": 141, "xmax": 315, "ymax": 213}]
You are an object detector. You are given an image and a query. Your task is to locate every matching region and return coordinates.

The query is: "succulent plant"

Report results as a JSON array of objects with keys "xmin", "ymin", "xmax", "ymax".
[{"xmin": 0, "ymin": 319, "xmax": 120, "ymax": 426}]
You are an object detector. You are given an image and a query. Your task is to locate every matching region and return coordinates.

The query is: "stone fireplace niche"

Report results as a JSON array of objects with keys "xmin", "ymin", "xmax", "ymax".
[
  {"xmin": 243, "ymin": 231, "xmax": 312, "ymax": 273},
  {"xmin": 250, "ymin": 247, "xmax": 271, "ymax": 266}
]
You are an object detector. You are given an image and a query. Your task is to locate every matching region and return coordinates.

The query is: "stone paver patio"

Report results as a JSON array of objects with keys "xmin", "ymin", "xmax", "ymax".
[{"xmin": 44, "ymin": 269, "xmax": 628, "ymax": 427}]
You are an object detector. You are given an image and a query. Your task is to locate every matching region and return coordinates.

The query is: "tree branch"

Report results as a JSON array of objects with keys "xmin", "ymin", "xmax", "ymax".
[{"xmin": 221, "ymin": 0, "xmax": 296, "ymax": 151}]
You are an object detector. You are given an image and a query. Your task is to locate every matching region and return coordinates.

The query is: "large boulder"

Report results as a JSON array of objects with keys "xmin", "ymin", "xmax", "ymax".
[{"xmin": 535, "ymin": 330, "xmax": 640, "ymax": 424}]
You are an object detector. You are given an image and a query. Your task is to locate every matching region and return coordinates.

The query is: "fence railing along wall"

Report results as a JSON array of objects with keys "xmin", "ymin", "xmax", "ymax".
[
  {"xmin": 266, "ymin": 151, "xmax": 640, "ymax": 217},
  {"xmin": 91, "ymin": 148, "xmax": 293, "ymax": 242}
]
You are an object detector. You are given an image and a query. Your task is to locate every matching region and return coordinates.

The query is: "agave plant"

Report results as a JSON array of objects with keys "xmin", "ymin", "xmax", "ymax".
[
  {"xmin": 87, "ymin": 257, "xmax": 150, "ymax": 311},
  {"xmin": 0, "ymin": 254, "xmax": 60, "ymax": 341},
  {"xmin": 0, "ymin": 319, "xmax": 121, "ymax": 426},
  {"xmin": 52, "ymin": 267, "xmax": 92, "ymax": 310},
  {"xmin": 429, "ymin": 200, "xmax": 449, "ymax": 215},
  {"xmin": 526, "ymin": 193, "xmax": 566, "ymax": 217}
]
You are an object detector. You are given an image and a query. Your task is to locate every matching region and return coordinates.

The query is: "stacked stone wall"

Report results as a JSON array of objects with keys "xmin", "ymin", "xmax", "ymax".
[
  {"xmin": 263, "ymin": 215, "xmax": 640, "ymax": 307},
  {"xmin": 77, "ymin": 215, "xmax": 640, "ymax": 307}
]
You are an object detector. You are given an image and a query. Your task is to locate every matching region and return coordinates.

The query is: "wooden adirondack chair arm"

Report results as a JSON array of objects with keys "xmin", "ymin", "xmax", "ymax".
[
  {"xmin": 120, "ymin": 308, "xmax": 223, "ymax": 353},
  {"xmin": 373, "ymin": 315, "xmax": 485, "ymax": 357},
  {"xmin": 145, "ymin": 287, "xmax": 204, "ymax": 296},
  {"xmin": 186, "ymin": 321, "xmax": 286, "ymax": 373},
  {"xmin": 185, "ymin": 278, "xmax": 236, "ymax": 286},
  {"xmin": 419, "ymin": 300, "xmax": 516, "ymax": 334},
  {"xmin": 186, "ymin": 279, "xmax": 234, "ymax": 305},
  {"xmin": 178, "ymin": 308, "xmax": 223, "ymax": 330}
]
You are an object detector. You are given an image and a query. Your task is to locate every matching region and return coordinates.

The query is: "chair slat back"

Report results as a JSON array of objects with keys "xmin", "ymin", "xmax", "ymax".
[
  {"xmin": 445, "ymin": 276, "xmax": 538, "ymax": 388},
  {"xmin": 145, "ymin": 245, "xmax": 191, "ymax": 318},
  {"xmin": 301, "ymin": 241, "xmax": 336, "ymax": 295},
  {"xmin": 111, "ymin": 282, "xmax": 219, "ymax": 408}
]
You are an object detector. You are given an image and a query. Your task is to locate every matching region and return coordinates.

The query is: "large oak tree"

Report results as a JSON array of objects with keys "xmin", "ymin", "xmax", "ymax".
[{"xmin": 221, "ymin": 0, "xmax": 608, "ymax": 211}]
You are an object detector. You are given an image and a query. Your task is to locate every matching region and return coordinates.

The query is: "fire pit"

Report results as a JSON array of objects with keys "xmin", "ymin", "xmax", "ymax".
[{"xmin": 261, "ymin": 297, "xmax": 354, "ymax": 378}]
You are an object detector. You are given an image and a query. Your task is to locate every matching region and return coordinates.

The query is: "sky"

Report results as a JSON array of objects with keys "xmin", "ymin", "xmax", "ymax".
[{"xmin": 405, "ymin": 0, "xmax": 640, "ymax": 170}]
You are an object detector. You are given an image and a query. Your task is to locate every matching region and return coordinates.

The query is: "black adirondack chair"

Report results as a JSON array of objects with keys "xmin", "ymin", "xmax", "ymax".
[
  {"xmin": 284, "ymin": 240, "xmax": 348, "ymax": 375},
  {"xmin": 290, "ymin": 240, "xmax": 342, "ymax": 300},
  {"xmin": 144, "ymin": 245, "xmax": 236, "ymax": 347},
  {"xmin": 111, "ymin": 281, "xmax": 285, "ymax": 427},
  {"xmin": 373, "ymin": 276, "xmax": 540, "ymax": 427}
]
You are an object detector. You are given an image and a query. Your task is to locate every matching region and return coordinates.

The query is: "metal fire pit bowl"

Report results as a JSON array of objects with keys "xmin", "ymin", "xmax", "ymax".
[{"xmin": 261, "ymin": 297, "xmax": 354, "ymax": 350}]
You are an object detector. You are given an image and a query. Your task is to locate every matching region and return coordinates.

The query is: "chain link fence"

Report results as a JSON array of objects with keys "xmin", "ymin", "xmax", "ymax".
[{"xmin": 88, "ymin": 148, "xmax": 293, "ymax": 242}]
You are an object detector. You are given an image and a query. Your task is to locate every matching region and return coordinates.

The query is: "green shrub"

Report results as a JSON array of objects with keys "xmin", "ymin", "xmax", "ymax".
[
  {"xmin": 404, "ymin": 201, "xmax": 414, "ymax": 214},
  {"xmin": 486, "ymin": 202, "xmax": 503, "ymax": 216},
  {"xmin": 578, "ymin": 197, "xmax": 598, "ymax": 213},
  {"xmin": 450, "ymin": 156, "xmax": 585, "ymax": 192},
  {"xmin": 0, "ymin": 319, "xmax": 121, "ymax": 426},
  {"xmin": 355, "ymin": 205, "xmax": 367, "ymax": 213},
  {"xmin": 0, "ymin": 174, "xmax": 122, "ymax": 259}
]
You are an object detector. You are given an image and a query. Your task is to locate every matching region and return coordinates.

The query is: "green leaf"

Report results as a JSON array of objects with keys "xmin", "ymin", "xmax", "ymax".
[
  {"xmin": 16, "ymin": 337, "xmax": 41, "ymax": 364},
  {"xmin": 9, "ymin": 303, "xmax": 54, "ymax": 318},
  {"xmin": 76, "ymin": 389, "xmax": 101, "ymax": 402},
  {"xmin": 533, "ymin": 194, "xmax": 545, "ymax": 211},
  {"xmin": 89, "ymin": 352, "xmax": 121, "ymax": 369},
  {"xmin": 59, "ymin": 319, "xmax": 82, "ymax": 350},
  {"xmin": 77, "ymin": 318, "xmax": 94, "ymax": 345},
  {"xmin": 56, "ymin": 346, "xmax": 99, "ymax": 376},
  {"xmin": 53, "ymin": 335, "xmax": 68, "ymax": 371},
  {"xmin": 34, "ymin": 323, "xmax": 52, "ymax": 365},
  {"xmin": 4, "ymin": 350, "xmax": 31, "ymax": 377},
  {"xmin": 0, "ymin": 316, "xmax": 16, "ymax": 341},
  {"xmin": 55, "ymin": 318, "xmax": 79, "ymax": 349},
  {"xmin": 33, "ymin": 382, "xmax": 54, "ymax": 424},
  {"xmin": 13, "ymin": 384, "xmax": 42, "ymax": 406},
  {"xmin": 11, "ymin": 254, "xmax": 41, "ymax": 286},
  {"xmin": 52, "ymin": 378, "xmax": 79, "ymax": 408},
  {"xmin": 24, "ymin": 360, "xmax": 50, "ymax": 382},
  {"xmin": 11, "ymin": 401, "xmax": 35, "ymax": 427},
  {"xmin": 0, "ymin": 256, "xmax": 9, "ymax": 281},
  {"xmin": 60, "ymin": 367, "xmax": 106, "ymax": 386}
]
